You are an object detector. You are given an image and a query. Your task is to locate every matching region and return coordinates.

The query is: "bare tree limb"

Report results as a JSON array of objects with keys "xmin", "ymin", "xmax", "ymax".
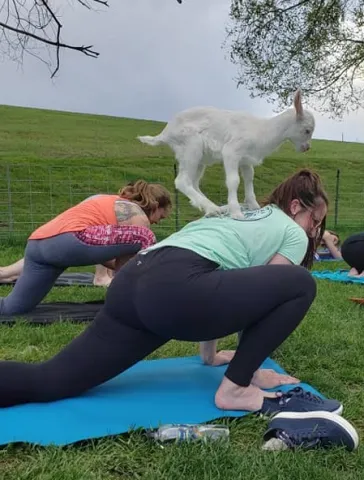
[
  {"xmin": 38, "ymin": 0, "xmax": 61, "ymax": 77},
  {"xmin": 0, "ymin": 21, "xmax": 99, "ymax": 54},
  {"xmin": 0, "ymin": 0, "xmax": 108, "ymax": 77}
]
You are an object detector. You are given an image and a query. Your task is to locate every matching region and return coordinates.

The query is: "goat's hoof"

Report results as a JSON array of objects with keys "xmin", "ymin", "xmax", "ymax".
[
  {"xmin": 244, "ymin": 201, "xmax": 261, "ymax": 211},
  {"xmin": 204, "ymin": 211, "xmax": 221, "ymax": 218},
  {"xmin": 204, "ymin": 206, "xmax": 223, "ymax": 217},
  {"xmin": 230, "ymin": 211, "xmax": 245, "ymax": 220}
]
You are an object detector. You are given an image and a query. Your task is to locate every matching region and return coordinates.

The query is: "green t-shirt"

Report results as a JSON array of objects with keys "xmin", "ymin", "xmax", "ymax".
[{"xmin": 143, "ymin": 204, "xmax": 309, "ymax": 269}]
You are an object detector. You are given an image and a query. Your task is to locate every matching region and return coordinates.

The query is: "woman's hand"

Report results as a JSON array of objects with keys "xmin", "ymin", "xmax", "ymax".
[
  {"xmin": 321, "ymin": 230, "xmax": 342, "ymax": 259},
  {"xmin": 322, "ymin": 230, "xmax": 334, "ymax": 244},
  {"xmin": 200, "ymin": 341, "xmax": 236, "ymax": 366},
  {"xmin": 211, "ymin": 350, "xmax": 236, "ymax": 366}
]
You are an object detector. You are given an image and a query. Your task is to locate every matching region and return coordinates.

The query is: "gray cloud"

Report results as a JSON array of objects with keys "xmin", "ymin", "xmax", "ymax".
[{"xmin": 0, "ymin": 0, "xmax": 363, "ymax": 142}]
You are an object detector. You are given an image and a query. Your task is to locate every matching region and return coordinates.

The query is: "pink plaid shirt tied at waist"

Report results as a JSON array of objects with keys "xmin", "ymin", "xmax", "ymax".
[{"xmin": 75, "ymin": 224, "xmax": 157, "ymax": 250}]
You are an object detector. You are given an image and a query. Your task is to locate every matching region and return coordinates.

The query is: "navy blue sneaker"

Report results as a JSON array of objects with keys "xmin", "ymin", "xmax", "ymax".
[
  {"xmin": 262, "ymin": 411, "xmax": 359, "ymax": 451},
  {"xmin": 261, "ymin": 387, "xmax": 343, "ymax": 416}
]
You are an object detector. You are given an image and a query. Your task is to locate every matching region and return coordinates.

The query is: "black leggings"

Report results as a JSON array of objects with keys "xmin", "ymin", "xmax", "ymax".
[
  {"xmin": 341, "ymin": 232, "xmax": 364, "ymax": 273},
  {"xmin": 0, "ymin": 247, "xmax": 316, "ymax": 407}
]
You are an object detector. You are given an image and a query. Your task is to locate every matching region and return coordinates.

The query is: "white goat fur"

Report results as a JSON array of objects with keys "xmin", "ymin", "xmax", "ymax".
[{"xmin": 138, "ymin": 89, "xmax": 315, "ymax": 218}]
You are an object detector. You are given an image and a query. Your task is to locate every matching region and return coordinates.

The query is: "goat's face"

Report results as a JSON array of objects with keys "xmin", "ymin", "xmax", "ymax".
[
  {"xmin": 289, "ymin": 110, "xmax": 315, "ymax": 153},
  {"xmin": 288, "ymin": 89, "xmax": 315, "ymax": 153}
]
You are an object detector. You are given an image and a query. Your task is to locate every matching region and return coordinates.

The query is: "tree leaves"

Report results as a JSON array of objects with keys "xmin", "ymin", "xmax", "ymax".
[{"xmin": 225, "ymin": 0, "xmax": 364, "ymax": 117}]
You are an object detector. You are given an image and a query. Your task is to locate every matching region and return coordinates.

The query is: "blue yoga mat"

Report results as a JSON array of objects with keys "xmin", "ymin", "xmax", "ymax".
[
  {"xmin": 0, "ymin": 355, "xmax": 322, "ymax": 447},
  {"xmin": 312, "ymin": 269, "xmax": 364, "ymax": 284},
  {"xmin": 314, "ymin": 257, "xmax": 340, "ymax": 262}
]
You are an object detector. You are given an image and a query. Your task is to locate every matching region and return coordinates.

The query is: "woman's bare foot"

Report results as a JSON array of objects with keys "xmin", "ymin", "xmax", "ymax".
[
  {"xmin": 348, "ymin": 268, "xmax": 358, "ymax": 277},
  {"xmin": 215, "ymin": 376, "xmax": 279, "ymax": 411},
  {"xmin": 93, "ymin": 265, "xmax": 114, "ymax": 287},
  {"xmin": 251, "ymin": 369, "xmax": 300, "ymax": 389},
  {"xmin": 93, "ymin": 275, "xmax": 112, "ymax": 287},
  {"xmin": 347, "ymin": 267, "xmax": 364, "ymax": 278},
  {"xmin": 0, "ymin": 259, "xmax": 24, "ymax": 283},
  {"xmin": 0, "ymin": 268, "xmax": 18, "ymax": 283}
]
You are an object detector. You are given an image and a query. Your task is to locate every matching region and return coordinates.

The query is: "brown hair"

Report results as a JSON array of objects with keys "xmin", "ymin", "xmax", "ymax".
[
  {"xmin": 262, "ymin": 168, "xmax": 329, "ymax": 269},
  {"xmin": 118, "ymin": 179, "xmax": 172, "ymax": 218}
]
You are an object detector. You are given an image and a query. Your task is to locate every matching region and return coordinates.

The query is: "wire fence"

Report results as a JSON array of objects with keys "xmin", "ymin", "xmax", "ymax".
[
  {"xmin": 0, "ymin": 162, "xmax": 363, "ymax": 243},
  {"xmin": 0, "ymin": 162, "xmax": 209, "ymax": 242}
]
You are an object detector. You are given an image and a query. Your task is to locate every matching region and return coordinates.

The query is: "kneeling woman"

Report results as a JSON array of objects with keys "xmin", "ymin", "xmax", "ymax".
[
  {"xmin": 0, "ymin": 180, "xmax": 172, "ymax": 316},
  {"xmin": 0, "ymin": 170, "xmax": 329, "ymax": 413},
  {"xmin": 341, "ymin": 232, "xmax": 364, "ymax": 278}
]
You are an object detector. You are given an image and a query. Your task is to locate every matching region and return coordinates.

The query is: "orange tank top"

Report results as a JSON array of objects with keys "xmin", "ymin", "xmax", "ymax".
[{"xmin": 29, "ymin": 194, "xmax": 121, "ymax": 240}]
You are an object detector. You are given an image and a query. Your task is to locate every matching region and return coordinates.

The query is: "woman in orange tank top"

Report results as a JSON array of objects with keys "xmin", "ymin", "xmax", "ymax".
[
  {"xmin": 0, "ymin": 180, "xmax": 172, "ymax": 317},
  {"xmin": 0, "ymin": 192, "xmax": 145, "ymax": 287}
]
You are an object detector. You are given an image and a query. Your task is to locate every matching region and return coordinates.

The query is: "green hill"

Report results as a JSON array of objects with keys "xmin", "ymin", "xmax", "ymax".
[{"xmin": 1, "ymin": 104, "xmax": 363, "ymax": 242}]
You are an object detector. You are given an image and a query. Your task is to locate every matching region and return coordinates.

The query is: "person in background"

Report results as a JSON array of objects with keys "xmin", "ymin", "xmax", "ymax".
[
  {"xmin": 0, "ymin": 180, "xmax": 172, "ymax": 316},
  {"xmin": 341, "ymin": 232, "xmax": 364, "ymax": 278},
  {"xmin": 0, "ymin": 183, "xmax": 172, "ymax": 289},
  {"xmin": 314, "ymin": 230, "xmax": 342, "ymax": 261}
]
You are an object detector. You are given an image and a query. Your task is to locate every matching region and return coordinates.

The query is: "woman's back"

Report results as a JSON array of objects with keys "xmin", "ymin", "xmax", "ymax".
[
  {"xmin": 144, "ymin": 204, "xmax": 308, "ymax": 269},
  {"xmin": 29, "ymin": 195, "xmax": 122, "ymax": 240}
]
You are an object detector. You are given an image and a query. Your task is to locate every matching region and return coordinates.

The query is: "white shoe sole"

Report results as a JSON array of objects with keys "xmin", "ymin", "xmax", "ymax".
[
  {"xmin": 271, "ymin": 410, "xmax": 359, "ymax": 450},
  {"xmin": 260, "ymin": 402, "xmax": 343, "ymax": 417},
  {"xmin": 333, "ymin": 403, "xmax": 343, "ymax": 415}
]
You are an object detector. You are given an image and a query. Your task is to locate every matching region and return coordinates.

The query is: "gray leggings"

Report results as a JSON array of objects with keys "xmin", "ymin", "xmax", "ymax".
[{"xmin": 0, "ymin": 233, "xmax": 141, "ymax": 316}]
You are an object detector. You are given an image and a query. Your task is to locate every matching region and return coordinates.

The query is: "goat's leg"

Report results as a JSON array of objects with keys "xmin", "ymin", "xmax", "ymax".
[
  {"xmin": 174, "ymin": 142, "xmax": 220, "ymax": 215},
  {"xmin": 240, "ymin": 165, "xmax": 260, "ymax": 210},
  {"xmin": 192, "ymin": 164, "xmax": 206, "ymax": 196},
  {"xmin": 175, "ymin": 167, "xmax": 220, "ymax": 215},
  {"xmin": 192, "ymin": 164, "xmax": 225, "ymax": 217},
  {"xmin": 223, "ymin": 159, "xmax": 244, "ymax": 220}
]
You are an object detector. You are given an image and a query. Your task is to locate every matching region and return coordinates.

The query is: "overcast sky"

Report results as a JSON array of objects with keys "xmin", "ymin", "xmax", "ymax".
[{"xmin": 0, "ymin": 0, "xmax": 363, "ymax": 143}]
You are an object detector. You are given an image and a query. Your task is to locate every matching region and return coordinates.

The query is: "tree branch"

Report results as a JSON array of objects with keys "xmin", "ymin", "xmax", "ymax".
[
  {"xmin": 38, "ymin": 0, "xmax": 61, "ymax": 77},
  {"xmin": 342, "ymin": 37, "xmax": 364, "ymax": 45},
  {"xmin": 0, "ymin": 0, "xmax": 108, "ymax": 76},
  {"xmin": 76, "ymin": 0, "xmax": 109, "ymax": 9},
  {"xmin": 0, "ymin": 21, "xmax": 98, "ymax": 55}
]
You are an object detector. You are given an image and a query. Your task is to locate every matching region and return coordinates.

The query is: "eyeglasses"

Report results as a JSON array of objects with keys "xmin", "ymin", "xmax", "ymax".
[
  {"xmin": 310, "ymin": 212, "xmax": 323, "ymax": 229},
  {"xmin": 299, "ymin": 201, "xmax": 323, "ymax": 230}
]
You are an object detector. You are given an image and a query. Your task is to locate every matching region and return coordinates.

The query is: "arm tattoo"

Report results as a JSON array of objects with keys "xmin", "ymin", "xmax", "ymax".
[{"xmin": 114, "ymin": 200, "xmax": 147, "ymax": 226}]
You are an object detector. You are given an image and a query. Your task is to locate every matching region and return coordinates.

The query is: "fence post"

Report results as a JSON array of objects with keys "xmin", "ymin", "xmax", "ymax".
[
  {"xmin": 49, "ymin": 166, "xmax": 54, "ymax": 220},
  {"xmin": 68, "ymin": 167, "xmax": 73, "ymax": 207},
  {"xmin": 334, "ymin": 169, "xmax": 340, "ymax": 228},
  {"xmin": 173, "ymin": 163, "xmax": 180, "ymax": 232},
  {"xmin": 6, "ymin": 164, "xmax": 13, "ymax": 235}
]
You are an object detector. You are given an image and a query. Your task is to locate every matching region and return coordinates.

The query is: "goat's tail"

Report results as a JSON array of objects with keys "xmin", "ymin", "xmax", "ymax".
[{"xmin": 137, "ymin": 134, "xmax": 165, "ymax": 147}]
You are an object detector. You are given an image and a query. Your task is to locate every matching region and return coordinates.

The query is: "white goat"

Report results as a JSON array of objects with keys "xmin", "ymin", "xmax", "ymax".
[{"xmin": 138, "ymin": 89, "xmax": 315, "ymax": 219}]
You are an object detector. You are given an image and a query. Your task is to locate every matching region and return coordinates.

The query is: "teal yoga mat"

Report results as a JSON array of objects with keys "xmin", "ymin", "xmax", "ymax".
[
  {"xmin": 312, "ymin": 270, "xmax": 364, "ymax": 284},
  {"xmin": 0, "ymin": 355, "xmax": 323, "ymax": 447}
]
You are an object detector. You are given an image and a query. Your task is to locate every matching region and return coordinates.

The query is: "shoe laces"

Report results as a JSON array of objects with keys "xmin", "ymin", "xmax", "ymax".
[
  {"xmin": 280, "ymin": 387, "xmax": 324, "ymax": 404},
  {"xmin": 276, "ymin": 429, "xmax": 322, "ymax": 449}
]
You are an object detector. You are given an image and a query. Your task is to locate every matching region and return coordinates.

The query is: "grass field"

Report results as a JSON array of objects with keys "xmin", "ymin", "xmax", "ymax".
[{"xmin": 0, "ymin": 104, "xmax": 364, "ymax": 479}]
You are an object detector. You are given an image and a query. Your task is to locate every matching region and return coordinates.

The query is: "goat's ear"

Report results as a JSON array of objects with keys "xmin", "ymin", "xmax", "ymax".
[{"xmin": 293, "ymin": 88, "xmax": 303, "ymax": 119}]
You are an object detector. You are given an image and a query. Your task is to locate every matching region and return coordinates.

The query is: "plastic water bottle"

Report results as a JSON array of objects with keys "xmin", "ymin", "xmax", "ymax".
[{"xmin": 148, "ymin": 424, "xmax": 230, "ymax": 443}]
